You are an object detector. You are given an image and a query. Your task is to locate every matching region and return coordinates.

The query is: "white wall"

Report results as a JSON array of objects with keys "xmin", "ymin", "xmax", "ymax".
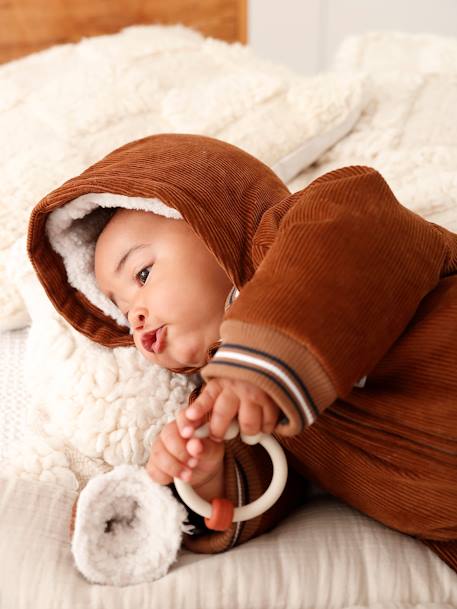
[{"xmin": 248, "ymin": 0, "xmax": 457, "ymax": 74}]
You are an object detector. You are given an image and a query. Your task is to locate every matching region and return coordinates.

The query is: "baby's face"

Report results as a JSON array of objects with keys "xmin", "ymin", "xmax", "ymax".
[{"xmin": 94, "ymin": 209, "xmax": 232, "ymax": 369}]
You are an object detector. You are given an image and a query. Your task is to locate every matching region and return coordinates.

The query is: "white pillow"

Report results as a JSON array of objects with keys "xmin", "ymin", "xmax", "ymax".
[
  {"xmin": 0, "ymin": 24, "xmax": 365, "ymax": 332},
  {"xmin": 333, "ymin": 31, "xmax": 457, "ymax": 74},
  {"xmin": 290, "ymin": 36, "xmax": 457, "ymax": 234},
  {"xmin": 1, "ymin": 476, "xmax": 455, "ymax": 608}
]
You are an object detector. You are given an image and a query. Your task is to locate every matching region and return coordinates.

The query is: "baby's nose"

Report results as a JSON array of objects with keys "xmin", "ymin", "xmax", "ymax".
[{"xmin": 130, "ymin": 309, "xmax": 147, "ymax": 330}]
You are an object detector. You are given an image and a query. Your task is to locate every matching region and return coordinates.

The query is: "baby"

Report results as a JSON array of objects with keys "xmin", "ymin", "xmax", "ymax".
[
  {"xmin": 28, "ymin": 133, "xmax": 457, "ymax": 569},
  {"xmin": 94, "ymin": 206, "xmax": 282, "ymax": 502}
]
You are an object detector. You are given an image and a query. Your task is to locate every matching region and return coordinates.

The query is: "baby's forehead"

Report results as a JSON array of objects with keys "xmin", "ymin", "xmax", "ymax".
[
  {"xmin": 95, "ymin": 207, "xmax": 188, "ymax": 257},
  {"xmin": 94, "ymin": 209, "xmax": 136, "ymax": 255},
  {"xmin": 109, "ymin": 207, "xmax": 144, "ymax": 226},
  {"xmin": 98, "ymin": 208, "xmax": 151, "ymax": 241}
]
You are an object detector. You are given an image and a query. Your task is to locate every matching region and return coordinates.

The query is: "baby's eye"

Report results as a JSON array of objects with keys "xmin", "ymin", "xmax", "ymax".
[{"xmin": 136, "ymin": 265, "xmax": 152, "ymax": 285}]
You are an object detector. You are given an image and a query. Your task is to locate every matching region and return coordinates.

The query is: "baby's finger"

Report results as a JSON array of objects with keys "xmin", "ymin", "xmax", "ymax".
[
  {"xmin": 238, "ymin": 401, "xmax": 262, "ymax": 436},
  {"xmin": 199, "ymin": 437, "xmax": 225, "ymax": 465},
  {"xmin": 146, "ymin": 463, "xmax": 173, "ymax": 485},
  {"xmin": 185, "ymin": 380, "xmax": 222, "ymax": 422},
  {"xmin": 209, "ymin": 389, "xmax": 239, "ymax": 440},
  {"xmin": 261, "ymin": 400, "xmax": 280, "ymax": 434},
  {"xmin": 148, "ymin": 441, "xmax": 192, "ymax": 481},
  {"xmin": 176, "ymin": 408, "xmax": 204, "ymax": 440},
  {"xmin": 186, "ymin": 437, "xmax": 204, "ymax": 458},
  {"xmin": 155, "ymin": 450, "xmax": 191, "ymax": 480},
  {"xmin": 161, "ymin": 422, "xmax": 192, "ymax": 465}
]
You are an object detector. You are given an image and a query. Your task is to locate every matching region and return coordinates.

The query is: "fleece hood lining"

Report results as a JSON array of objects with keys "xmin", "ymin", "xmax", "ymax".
[{"xmin": 46, "ymin": 193, "xmax": 183, "ymax": 329}]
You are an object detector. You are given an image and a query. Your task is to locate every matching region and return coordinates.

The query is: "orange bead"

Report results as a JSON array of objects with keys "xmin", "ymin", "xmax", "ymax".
[{"xmin": 204, "ymin": 497, "xmax": 234, "ymax": 531}]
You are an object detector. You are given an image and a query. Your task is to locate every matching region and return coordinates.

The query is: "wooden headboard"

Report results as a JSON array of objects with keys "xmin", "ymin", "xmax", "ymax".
[{"xmin": 0, "ymin": 0, "xmax": 247, "ymax": 64}]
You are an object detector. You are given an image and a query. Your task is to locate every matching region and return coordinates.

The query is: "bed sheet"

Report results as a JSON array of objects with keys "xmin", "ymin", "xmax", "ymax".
[{"xmin": 1, "ymin": 476, "xmax": 456, "ymax": 609}]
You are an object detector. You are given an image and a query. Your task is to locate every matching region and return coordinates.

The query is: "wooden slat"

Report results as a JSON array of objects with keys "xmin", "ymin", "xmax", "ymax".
[{"xmin": 0, "ymin": 0, "xmax": 248, "ymax": 64}]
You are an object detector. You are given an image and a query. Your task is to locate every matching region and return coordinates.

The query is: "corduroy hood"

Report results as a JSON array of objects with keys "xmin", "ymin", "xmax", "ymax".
[{"xmin": 27, "ymin": 134, "xmax": 290, "ymax": 348}]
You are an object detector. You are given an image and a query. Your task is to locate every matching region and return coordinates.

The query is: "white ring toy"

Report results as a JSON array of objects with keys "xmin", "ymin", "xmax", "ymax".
[{"xmin": 174, "ymin": 421, "xmax": 288, "ymax": 522}]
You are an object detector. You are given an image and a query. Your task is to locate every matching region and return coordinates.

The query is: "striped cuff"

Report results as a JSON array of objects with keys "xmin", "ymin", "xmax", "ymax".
[{"xmin": 200, "ymin": 319, "xmax": 337, "ymax": 435}]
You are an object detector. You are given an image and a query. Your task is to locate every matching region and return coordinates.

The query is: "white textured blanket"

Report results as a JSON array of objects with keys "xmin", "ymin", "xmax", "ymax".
[{"xmin": 290, "ymin": 32, "xmax": 457, "ymax": 233}]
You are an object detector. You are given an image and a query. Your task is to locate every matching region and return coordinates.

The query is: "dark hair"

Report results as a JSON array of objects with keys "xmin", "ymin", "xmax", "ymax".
[{"xmin": 167, "ymin": 338, "xmax": 223, "ymax": 405}]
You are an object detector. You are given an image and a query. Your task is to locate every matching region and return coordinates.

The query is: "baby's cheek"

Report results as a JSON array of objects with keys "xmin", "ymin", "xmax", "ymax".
[{"xmin": 132, "ymin": 333, "xmax": 141, "ymax": 350}]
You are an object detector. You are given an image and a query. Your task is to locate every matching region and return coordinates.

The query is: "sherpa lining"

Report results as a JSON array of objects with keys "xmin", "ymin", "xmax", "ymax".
[{"xmin": 46, "ymin": 193, "xmax": 183, "ymax": 329}]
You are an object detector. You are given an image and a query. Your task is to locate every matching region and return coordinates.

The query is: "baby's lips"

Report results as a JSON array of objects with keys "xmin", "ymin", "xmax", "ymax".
[{"xmin": 141, "ymin": 329, "xmax": 157, "ymax": 352}]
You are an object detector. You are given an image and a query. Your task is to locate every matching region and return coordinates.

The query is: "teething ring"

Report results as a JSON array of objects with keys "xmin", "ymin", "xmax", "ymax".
[{"xmin": 173, "ymin": 421, "xmax": 288, "ymax": 530}]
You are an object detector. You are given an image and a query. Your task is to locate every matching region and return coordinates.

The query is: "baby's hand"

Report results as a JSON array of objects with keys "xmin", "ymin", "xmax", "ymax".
[
  {"xmin": 146, "ymin": 408, "xmax": 224, "ymax": 491},
  {"xmin": 181, "ymin": 378, "xmax": 281, "ymax": 442}
]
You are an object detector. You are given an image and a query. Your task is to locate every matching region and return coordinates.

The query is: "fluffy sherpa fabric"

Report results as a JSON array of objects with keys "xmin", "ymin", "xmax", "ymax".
[
  {"xmin": 71, "ymin": 464, "xmax": 191, "ymax": 586},
  {"xmin": 3, "ymin": 237, "xmax": 197, "ymax": 491}
]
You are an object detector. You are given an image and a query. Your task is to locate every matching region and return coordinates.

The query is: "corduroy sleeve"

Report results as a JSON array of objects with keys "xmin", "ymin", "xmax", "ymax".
[
  {"xmin": 200, "ymin": 166, "xmax": 449, "ymax": 435},
  {"xmin": 181, "ymin": 436, "xmax": 309, "ymax": 553}
]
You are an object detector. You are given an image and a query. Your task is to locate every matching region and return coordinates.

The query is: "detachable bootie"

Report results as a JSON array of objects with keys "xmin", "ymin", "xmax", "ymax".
[{"xmin": 70, "ymin": 464, "xmax": 193, "ymax": 586}]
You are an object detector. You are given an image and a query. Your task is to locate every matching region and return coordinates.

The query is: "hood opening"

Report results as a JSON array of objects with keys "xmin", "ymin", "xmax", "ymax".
[{"xmin": 46, "ymin": 193, "xmax": 183, "ymax": 330}]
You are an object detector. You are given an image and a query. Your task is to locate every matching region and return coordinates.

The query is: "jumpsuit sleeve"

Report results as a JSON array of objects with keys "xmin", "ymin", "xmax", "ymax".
[{"xmin": 200, "ymin": 166, "xmax": 448, "ymax": 435}]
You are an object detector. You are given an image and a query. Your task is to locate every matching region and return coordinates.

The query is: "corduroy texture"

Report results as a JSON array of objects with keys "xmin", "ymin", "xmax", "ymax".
[
  {"xmin": 27, "ymin": 133, "xmax": 457, "ymax": 571},
  {"xmin": 202, "ymin": 166, "xmax": 457, "ymax": 434},
  {"xmin": 279, "ymin": 273, "xmax": 457, "ymax": 573}
]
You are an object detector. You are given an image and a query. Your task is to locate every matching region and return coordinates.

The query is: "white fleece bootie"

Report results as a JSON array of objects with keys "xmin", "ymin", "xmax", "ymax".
[{"xmin": 71, "ymin": 464, "xmax": 192, "ymax": 586}]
